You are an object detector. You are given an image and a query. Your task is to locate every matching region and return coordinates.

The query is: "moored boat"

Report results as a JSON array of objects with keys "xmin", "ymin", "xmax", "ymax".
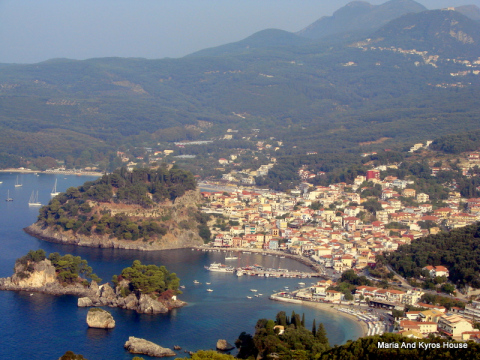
[{"xmin": 205, "ymin": 262, "xmax": 235, "ymax": 273}]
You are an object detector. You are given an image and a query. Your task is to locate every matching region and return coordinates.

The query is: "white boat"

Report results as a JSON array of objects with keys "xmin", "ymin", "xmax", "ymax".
[
  {"xmin": 14, "ymin": 176, "xmax": 22, "ymax": 187},
  {"xmin": 250, "ymin": 289, "xmax": 257, "ymax": 292},
  {"xmin": 206, "ymin": 282, "xmax": 211, "ymax": 285},
  {"xmin": 28, "ymin": 191, "xmax": 41, "ymax": 206},
  {"xmin": 193, "ymin": 280, "xmax": 200, "ymax": 284},
  {"xmin": 246, "ymin": 296, "xmax": 252, "ymax": 299},
  {"xmin": 5, "ymin": 190, "xmax": 12, "ymax": 202},
  {"xmin": 225, "ymin": 252, "xmax": 238, "ymax": 260},
  {"xmin": 51, "ymin": 179, "xmax": 60, "ymax": 196},
  {"xmin": 206, "ymin": 289, "xmax": 213, "ymax": 292},
  {"xmin": 205, "ymin": 262, "xmax": 235, "ymax": 273}
]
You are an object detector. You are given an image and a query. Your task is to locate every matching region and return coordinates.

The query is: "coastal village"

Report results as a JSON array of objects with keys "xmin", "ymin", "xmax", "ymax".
[{"xmin": 200, "ymin": 146, "xmax": 480, "ymax": 343}]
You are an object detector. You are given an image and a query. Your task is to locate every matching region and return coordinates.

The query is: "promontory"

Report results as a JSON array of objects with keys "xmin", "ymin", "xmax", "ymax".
[{"xmin": 24, "ymin": 165, "xmax": 210, "ymax": 251}]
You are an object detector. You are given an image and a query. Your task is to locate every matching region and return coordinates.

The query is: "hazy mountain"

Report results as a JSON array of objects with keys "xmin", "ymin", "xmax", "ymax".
[
  {"xmin": 454, "ymin": 5, "xmax": 480, "ymax": 21},
  {"xmin": 297, "ymin": 0, "xmax": 426, "ymax": 40},
  {"xmin": 0, "ymin": 8, "xmax": 479, "ymax": 170},
  {"xmin": 187, "ymin": 29, "xmax": 311, "ymax": 57},
  {"xmin": 369, "ymin": 9, "xmax": 480, "ymax": 58}
]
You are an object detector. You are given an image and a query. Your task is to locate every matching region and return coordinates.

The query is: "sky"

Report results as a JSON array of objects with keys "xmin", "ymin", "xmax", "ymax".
[{"xmin": 0, "ymin": 0, "xmax": 477, "ymax": 64}]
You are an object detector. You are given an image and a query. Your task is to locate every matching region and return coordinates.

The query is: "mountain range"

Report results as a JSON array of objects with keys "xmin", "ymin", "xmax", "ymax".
[{"xmin": 0, "ymin": 1, "xmax": 479, "ymax": 175}]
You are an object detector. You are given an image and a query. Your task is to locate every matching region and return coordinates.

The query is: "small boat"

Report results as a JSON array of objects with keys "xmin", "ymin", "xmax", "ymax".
[
  {"xmin": 206, "ymin": 289, "xmax": 213, "ymax": 292},
  {"xmin": 246, "ymin": 296, "xmax": 252, "ymax": 299},
  {"xmin": 206, "ymin": 282, "xmax": 211, "ymax": 285},
  {"xmin": 180, "ymin": 285, "xmax": 186, "ymax": 289},
  {"xmin": 14, "ymin": 176, "xmax": 22, "ymax": 187},
  {"xmin": 250, "ymin": 289, "xmax": 257, "ymax": 292},
  {"xmin": 193, "ymin": 280, "xmax": 200, "ymax": 284},
  {"xmin": 254, "ymin": 294, "xmax": 259, "ymax": 297},
  {"xmin": 28, "ymin": 191, "xmax": 41, "ymax": 206},
  {"xmin": 5, "ymin": 190, "xmax": 12, "ymax": 202},
  {"xmin": 258, "ymin": 294, "xmax": 263, "ymax": 296},
  {"xmin": 225, "ymin": 251, "xmax": 238, "ymax": 260},
  {"xmin": 50, "ymin": 179, "xmax": 60, "ymax": 196}
]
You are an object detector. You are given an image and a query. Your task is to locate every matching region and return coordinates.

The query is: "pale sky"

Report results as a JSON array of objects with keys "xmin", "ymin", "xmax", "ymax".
[{"xmin": 0, "ymin": 0, "xmax": 477, "ymax": 64}]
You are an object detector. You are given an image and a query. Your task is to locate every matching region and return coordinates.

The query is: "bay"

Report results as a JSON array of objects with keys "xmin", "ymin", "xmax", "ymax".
[{"xmin": 0, "ymin": 173, "xmax": 363, "ymax": 360}]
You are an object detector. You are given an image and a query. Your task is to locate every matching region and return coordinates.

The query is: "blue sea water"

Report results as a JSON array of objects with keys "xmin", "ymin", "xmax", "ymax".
[{"xmin": 0, "ymin": 173, "xmax": 363, "ymax": 360}]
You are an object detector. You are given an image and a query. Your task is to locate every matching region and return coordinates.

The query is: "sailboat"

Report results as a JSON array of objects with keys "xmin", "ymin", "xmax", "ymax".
[
  {"xmin": 28, "ymin": 191, "xmax": 41, "ymax": 206},
  {"xmin": 51, "ymin": 179, "xmax": 60, "ymax": 196},
  {"xmin": 14, "ymin": 176, "xmax": 22, "ymax": 187},
  {"xmin": 5, "ymin": 190, "xmax": 12, "ymax": 201}
]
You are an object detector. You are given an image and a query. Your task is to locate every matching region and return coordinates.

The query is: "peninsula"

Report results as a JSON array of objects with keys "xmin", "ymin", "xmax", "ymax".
[{"xmin": 24, "ymin": 166, "xmax": 210, "ymax": 251}]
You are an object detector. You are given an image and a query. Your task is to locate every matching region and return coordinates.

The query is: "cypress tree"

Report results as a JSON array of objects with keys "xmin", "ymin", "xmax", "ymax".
[
  {"xmin": 316, "ymin": 323, "xmax": 329, "ymax": 347},
  {"xmin": 312, "ymin": 319, "xmax": 316, "ymax": 336},
  {"xmin": 301, "ymin": 313, "xmax": 305, "ymax": 327}
]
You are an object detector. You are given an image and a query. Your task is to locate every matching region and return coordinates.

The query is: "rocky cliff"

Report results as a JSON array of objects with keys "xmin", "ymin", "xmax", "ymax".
[
  {"xmin": 124, "ymin": 336, "xmax": 176, "ymax": 357},
  {"xmin": 0, "ymin": 259, "xmax": 185, "ymax": 314},
  {"xmin": 25, "ymin": 189, "xmax": 205, "ymax": 251}
]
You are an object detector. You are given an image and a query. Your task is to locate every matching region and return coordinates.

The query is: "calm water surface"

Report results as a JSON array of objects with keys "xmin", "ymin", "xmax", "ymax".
[{"xmin": 0, "ymin": 173, "xmax": 363, "ymax": 359}]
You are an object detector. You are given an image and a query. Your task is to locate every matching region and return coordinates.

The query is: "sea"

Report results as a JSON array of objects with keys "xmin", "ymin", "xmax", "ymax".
[{"xmin": 0, "ymin": 173, "xmax": 363, "ymax": 360}]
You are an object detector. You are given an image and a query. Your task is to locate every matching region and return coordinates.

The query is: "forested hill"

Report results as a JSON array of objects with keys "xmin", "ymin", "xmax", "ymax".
[
  {"xmin": 370, "ymin": 9, "xmax": 480, "ymax": 58},
  {"xmin": 50, "ymin": 165, "xmax": 197, "ymax": 207},
  {"xmin": 297, "ymin": 0, "xmax": 427, "ymax": 40},
  {"xmin": 386, "ymin": 222, "xmax": 480, "ymax": 289},
  {"xmin": 0, "ymin": 7, "xmax": 479, "ymax": 177},
  {"xmin": 33, "ymin": 166, "xmax": 208, "ymax": 245}
]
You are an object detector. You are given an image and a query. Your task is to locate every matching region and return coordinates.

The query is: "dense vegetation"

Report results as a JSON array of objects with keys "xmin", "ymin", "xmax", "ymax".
[
  {"xmin": 319, "ymin": 333, "xmax": 480, "ymax": 360},
  {"xmin": 36, "ymin": 166, "xmax": 200, "ymax": 241},
  {"xmin": 112, "ymin": 260, "xmax": 180, "ymax": 297},
  {"xmin": 235, "ymin": 311, "xmax": 330, "ymax": 360},
  {"xmin": 431, "ymin": 130, "xmax": 480, "ymax": 154},
  {"xmin": 0, "ymin": 9, "xmax": 478, "ymax": 181},
  {"xmin": 16, "ymin": 249, "xmax": 101, "ymax": 285},
  {"xmin": 387, "ymin": 222, "xmax": 480, "ymax": 288}
]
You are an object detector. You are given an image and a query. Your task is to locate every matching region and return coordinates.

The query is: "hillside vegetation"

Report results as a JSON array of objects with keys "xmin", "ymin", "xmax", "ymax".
[
  {"xmin": 387, "ymin": 222, "xmax": 480, "ymax": 288},
  {"xmin": 35, "ymin": 166, "xmax": 208, "ymax": 243}
]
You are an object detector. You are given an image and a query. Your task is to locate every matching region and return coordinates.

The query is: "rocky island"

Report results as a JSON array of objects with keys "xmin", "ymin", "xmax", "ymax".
[
  {"xmin": 0, "ymin": 249, "xmax": 185, "ymax": 314},
  {"xmin": 24, "ymin": 165, "xmax": 210, "ymax": 251}
]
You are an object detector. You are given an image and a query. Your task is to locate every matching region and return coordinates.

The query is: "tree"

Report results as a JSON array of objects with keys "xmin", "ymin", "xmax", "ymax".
[{"xmin": 315, "ymin": 323, "xmax": 329, "ymax": 348}]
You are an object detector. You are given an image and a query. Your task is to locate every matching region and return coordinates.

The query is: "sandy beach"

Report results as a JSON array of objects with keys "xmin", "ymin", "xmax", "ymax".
[
  {"xmin": 270, "ymin": 294, "xmax": 369, "ymax": 337},
  {"xmin": 299, "ymin": 300, "xmax": 369, "ymax": 337}
]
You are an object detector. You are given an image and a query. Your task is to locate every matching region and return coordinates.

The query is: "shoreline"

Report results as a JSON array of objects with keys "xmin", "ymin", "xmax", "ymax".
[
  {"xmin": 270, "ymin": 294, "xmax": 368, "ymax": 338},
  {"xmin": 0, "ymin": 168, "xmax": 103, "ymax": 177},
  {"xmin": 300, "ymin": 300, "xmax": 369, "ymax": 338}
]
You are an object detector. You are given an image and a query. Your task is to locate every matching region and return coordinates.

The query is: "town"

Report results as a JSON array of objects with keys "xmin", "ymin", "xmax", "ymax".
[{"xmin": 199, "ymin": 146, "xmax": 480, "ymax": 342}]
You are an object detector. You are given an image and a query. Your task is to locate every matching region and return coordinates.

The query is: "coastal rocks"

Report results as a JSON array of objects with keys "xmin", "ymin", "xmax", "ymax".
[
  {"xmin": 86, "ymin": 308, "xmax": 115, "ymax": 329},
  {"xmin": 11, "ymin": 259, "xmax": 57, "ymax": 288},
  {"xmin": 216, "ymin": 339, "xmax": 235, "ymax": 351},
  {"xmin": 124, "ymin": 336, "xmax": 176, "ymax": 357},
  {"xmin": 78, "ymin": 297, "xmax": 94, "ymax": 307},
  {"xmin": 76, "ymin": 285, "xmax": 185, "ymax": 314},
  {"xmin": 137, "ymin": 293, "xmax": 169, "ymax": 314}
]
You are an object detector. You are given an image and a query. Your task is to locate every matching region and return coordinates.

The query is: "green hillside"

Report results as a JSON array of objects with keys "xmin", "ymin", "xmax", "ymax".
[{"xmin": 0, "ymin": 8, "xmax": 478, "ymax": 180}]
